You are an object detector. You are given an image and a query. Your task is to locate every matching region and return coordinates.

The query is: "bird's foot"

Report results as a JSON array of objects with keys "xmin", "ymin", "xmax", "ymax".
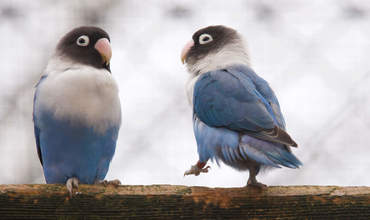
[
  {"xmin": 184, "ymin": 164, "xmax": 211, "ymax": 176},
  {"xmin": 95, "ymin": 179, "xmax": 121, "ymax": 187},
  {"xmin": 247, "ymin": 179, "xmax": 267, "ymax": 189},
  {"xmin": 66, "ymin": 177, "xmax": 80, "ymax": 198}
]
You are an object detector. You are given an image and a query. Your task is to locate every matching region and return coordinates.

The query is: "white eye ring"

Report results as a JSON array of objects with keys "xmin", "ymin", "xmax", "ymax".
[
  {"xmin": 76, "ymin": 35, "xmax": 90, "ymax": 46},
  {"xmin": 199, "ymin": 33, "xmax": 213, "ymax": 45}
]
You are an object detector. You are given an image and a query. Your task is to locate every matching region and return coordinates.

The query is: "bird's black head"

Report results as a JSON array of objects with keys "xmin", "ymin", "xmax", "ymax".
[
  {"xmin": 56, "ymin": 26, "xmax": 112, "ymax": 72},
  {"xmin": 181, "ymin": 25, "xmax": 239, "ymax": 65}
]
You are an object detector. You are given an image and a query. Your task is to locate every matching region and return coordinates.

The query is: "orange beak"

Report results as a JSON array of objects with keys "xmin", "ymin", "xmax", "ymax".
[
  {"xmin": 181, "ymin": 39, "xmax": 194, "ymax": 64},
  {"xmin": 94, "ymin": 38, "xmax": 112, "ymax": 65}
]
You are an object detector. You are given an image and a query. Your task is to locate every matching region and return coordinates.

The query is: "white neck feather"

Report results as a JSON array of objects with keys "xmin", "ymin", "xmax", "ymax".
[
  {"xmin": 45, "ymin": 55, "xmax": 81, "ymax": 75},
  {"xmin": 186, "ymin": 39, "xmax": 250, "ymax": 76},
  {"xmin": 185, "ymin": 40, "xmax": 251, "ymax": 105}
]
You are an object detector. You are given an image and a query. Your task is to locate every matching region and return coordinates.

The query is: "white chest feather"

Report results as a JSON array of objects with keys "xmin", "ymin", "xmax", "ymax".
[{"xmin": 35, "ymin": 58, "xmax": 121, "ymax": 134}]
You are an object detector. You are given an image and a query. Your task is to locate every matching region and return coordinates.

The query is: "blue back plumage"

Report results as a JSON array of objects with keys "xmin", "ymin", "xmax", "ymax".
[{"xmin": 192, "ymin": 65, "xmax": 301, "ymax": 169}]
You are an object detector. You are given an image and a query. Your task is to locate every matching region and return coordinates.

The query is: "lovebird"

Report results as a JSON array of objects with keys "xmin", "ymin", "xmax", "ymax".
[
  {"xmin": 181, "ymin": 25, "xmax": 302, "ymax": 187},
  {"xmin": 33, "ymin": 26, "xmax": 121, "ymax": 196}
]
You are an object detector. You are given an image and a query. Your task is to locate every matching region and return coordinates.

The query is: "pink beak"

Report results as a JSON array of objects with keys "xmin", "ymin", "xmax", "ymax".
[
  {"xmin": 94, "ymin": 38, "xmax": 112, "ymax": 64},
  {"xmin": 181, "ymin": 39, "xmax": 194, "ymax": 64}
]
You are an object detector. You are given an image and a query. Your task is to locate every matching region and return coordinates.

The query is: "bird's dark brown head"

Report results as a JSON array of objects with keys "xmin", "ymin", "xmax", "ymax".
[
  {"xmin": 56, "ymin": 26, "xmax": 112, "ymax": 72},
  {"xmin": 181, "ymin": 25, "xmax": 239, "ymax": 65}
]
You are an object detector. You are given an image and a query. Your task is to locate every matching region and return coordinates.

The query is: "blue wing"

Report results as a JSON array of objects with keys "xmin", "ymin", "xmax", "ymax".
[
  {"xmin": 193, "ymin": 65, "xmax": 297, "ymax": 147},
  {"xmin": 228, "ymin": 65, "xmax": 286, "ymax": 129},
  {"xmin": 33, "ymin": 75, "xmax": 48, "ymax": 166}
]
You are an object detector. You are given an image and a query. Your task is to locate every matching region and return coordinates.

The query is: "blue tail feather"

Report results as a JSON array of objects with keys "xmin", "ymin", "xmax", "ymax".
[
  {"xmin": 240, "ymin": 135, "xmax": 302, "ymax": 168},
  {"xmin": 240, "ymin": 143, "xmax": 281, "ymax": 168}
]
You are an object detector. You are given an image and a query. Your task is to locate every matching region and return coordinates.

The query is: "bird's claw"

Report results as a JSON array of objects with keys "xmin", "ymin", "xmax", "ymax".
[
  {"xmin": 184, "ymin": 165, "xmax": 211, "ymax": 176},
  {"xmin": 66, "ymin": 177, "xmax": 79, "ymax": 198}
]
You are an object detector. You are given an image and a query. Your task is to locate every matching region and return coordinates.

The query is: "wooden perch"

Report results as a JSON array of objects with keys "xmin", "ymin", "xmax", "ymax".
[{"xmin": 0, "ymin": 185, "xmax": 369, "ymax": 219}]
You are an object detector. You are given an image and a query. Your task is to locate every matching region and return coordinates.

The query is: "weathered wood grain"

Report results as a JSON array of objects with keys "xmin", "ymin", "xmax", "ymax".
[{"xmin": 0, "ymin": 185, "xmax": 369, "ymax": 219}]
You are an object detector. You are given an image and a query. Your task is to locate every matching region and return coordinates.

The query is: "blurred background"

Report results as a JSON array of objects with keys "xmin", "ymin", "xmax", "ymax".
[{"xmin": 0, "ymin": 0, "xmax": 369, "ymax": 187}]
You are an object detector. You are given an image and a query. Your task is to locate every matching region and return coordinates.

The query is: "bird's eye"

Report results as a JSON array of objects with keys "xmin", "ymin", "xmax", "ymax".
[
  {"xmin": 199, "ymin": 33, "xmax": 213, "ymax": 45},
  {"xmin": 76, "ymin": 35, "xmax": 90, "ymax": 46}
]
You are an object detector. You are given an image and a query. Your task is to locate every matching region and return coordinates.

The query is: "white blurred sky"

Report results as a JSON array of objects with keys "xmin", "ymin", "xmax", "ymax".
[{"xmin": 0, "ymin": 0, "xmax": 369, "ymax": 187}]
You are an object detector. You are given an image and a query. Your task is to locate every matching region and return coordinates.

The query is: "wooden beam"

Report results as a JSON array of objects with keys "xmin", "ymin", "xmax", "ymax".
[{"xmin": 0, "ymin": 185, "xmax": 369, "ymax": 219}]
